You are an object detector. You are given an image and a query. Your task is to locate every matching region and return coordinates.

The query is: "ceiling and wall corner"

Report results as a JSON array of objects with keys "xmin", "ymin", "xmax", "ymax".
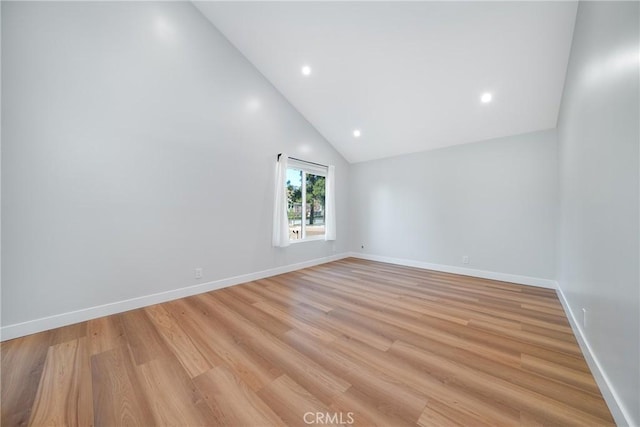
[{"xmin": 194, "ymin": 1, "xmax": 578, "ymax": 163}]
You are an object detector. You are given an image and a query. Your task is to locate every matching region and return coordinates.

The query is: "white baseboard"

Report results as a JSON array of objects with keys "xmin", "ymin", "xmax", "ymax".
[
  {"xmin": 348, "ymin": 252, "xmax": 557, "ymax": 289},
  {"xmin": 0, "ymin": 253, "xmax": 350, "ymax": 342},
  {"xmin": 556, "ymin": 285, "xmax": 633, "ymax": 427}
]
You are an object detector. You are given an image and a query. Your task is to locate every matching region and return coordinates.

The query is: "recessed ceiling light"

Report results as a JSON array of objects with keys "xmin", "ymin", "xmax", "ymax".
[
  {"xmin": 301, "ymin": 65, "xmax": 312, "ymax": 76},
  {"xmin": 353, "ymin": 129, "xmax": 361, "ymax": 138},
  {"xmin": 481, "ymin": 92, "xmax": 493, "ymax": 103}
]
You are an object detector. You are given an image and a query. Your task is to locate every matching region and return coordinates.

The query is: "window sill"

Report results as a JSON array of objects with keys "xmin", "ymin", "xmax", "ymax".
[{"xmin": 289, "ymin": 236, "xmax": 326, "ymax": 244}]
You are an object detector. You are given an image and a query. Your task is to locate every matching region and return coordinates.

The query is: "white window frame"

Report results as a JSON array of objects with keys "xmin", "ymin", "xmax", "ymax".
[{"xmin": 287, "ymin": 159, "xmax": 327, "ymax": 243}]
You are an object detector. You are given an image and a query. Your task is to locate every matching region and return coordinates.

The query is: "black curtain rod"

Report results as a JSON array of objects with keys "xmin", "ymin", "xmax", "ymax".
[{"xmin": 277, "ymin": 153, "xmax": 327, "ymax": 168}]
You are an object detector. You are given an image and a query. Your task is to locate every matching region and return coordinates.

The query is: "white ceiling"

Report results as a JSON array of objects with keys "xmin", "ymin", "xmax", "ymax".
[{"xmin": 194, "ymin": 1, "xmax": 578, "ymax": 163}]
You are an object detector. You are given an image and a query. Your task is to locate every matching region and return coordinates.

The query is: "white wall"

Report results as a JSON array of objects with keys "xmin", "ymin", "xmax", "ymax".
[
  {"xmin": 556, "ymin": 2, "xmax": 639, "ymax": 425},
  {"xmin": 1, "ymin": 1, "xmax": 349, "ymax": 334},
  {"xmin": 3, "ymin": 9, "xmax": 639, "ymax": 424},
  {"xmin": 349, "ymin": 129, "xmax": 558, "ymax": 282}
]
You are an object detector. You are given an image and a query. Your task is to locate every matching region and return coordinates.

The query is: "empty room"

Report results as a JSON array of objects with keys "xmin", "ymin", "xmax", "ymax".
[{"xmin": 1, "ymin": 1, "xmax": 639, "ymax": 426}]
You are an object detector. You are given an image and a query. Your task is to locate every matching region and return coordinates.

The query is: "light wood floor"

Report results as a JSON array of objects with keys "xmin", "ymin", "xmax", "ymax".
[{"xmin": 1, "ymin": 258, "xmax": 614, "ymax": 426}]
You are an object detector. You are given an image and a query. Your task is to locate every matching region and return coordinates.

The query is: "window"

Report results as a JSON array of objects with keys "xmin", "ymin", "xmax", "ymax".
[{"xmin": 286, "ymin": 159, "xmax": 327, "ymax": 241}]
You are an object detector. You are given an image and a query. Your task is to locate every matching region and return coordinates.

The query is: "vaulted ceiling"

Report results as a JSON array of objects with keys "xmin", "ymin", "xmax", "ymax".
[{"xmin": 194, "ymin": 2, "xmax": 578, "ymax": 163}]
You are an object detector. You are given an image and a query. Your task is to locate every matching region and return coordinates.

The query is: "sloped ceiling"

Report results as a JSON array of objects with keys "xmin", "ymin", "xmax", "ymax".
[{"xmin": 195, "ymin": 1, "xmax": 577, "ymax": 163}]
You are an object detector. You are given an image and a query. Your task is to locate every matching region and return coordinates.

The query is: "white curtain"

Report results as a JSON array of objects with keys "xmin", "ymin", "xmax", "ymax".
[
  {"xmin": 325, "ymin": 165, "xmax": 336, "ymax": 241},
  {"xmin": 272, "ymin": 154, "xmax": 290, "ymax": 247}
]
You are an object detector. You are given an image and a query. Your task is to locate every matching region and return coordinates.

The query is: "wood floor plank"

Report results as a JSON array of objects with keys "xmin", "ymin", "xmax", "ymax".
[
  {"xmin": 276, "ymin": 270, "xmax": 590, "ymax": 377},
  {"xmin": 390, "ymin": 340, "xmax": 612, "ymax": 425},
  {"xmin": 1, "ymin": 331, "xmax": 52, "ymax": 427},
  {"xmin": 329, "ymin": 385, "xmax": 416, "ymax": 427},
  {"xmin": 117, "ymin": 309, "xmax": 172, "ymax": 365},
  {"xmin": 28, "ymin": 338, "xmax": 93, "ymax": 426},
  {"xmin": 199, "ymin": 293, "xmax": 351, "ymax": 405},
  {"xmin": 193, "ymin": 365, "xmax": 286, "ymax": 426},
  {"xmin": 521, "ymin": 353, "xmax": 601, "ymax": 394},
  {"xmin": 331, "ymin": 336, "xmax": 519, "ymax": 425},
  {"xmin": 91, "ymin": 345, "xmax": 155, "ymax": 426},
  {"xmin": 377, "ymin": 322, "xmax": 607, "ymax": 418},
  {"xmin": 262, "ymin": 278, "xmax": 335, "ymax": 313},
  {"xmin": 282, "ymin": 329, "xmax": 428, "ymax": 424},
  {"xmin": 330, "ymin": 350, "xmax": 429, "ymax": 424},
  {"xmin": 135, "ymin": 356, "xmax": 214, "ymax": 426},
  {"xmin": 215, "ymin": 289, "xmax": 292, "ymax": 338},
  {"xmin": 253, "ymin": 297, "xmax": 394, "ymax": 351},
  {"xmin": 256, "ymin": 374, "xmax": 339, "ymax": 426},
  {"xmin": 50, "ymin": 322, "xmax": 87, "ymax": 346},
  {"xmin": 418, "ymin": 404, "xmax": 466, "ymax": 427},
  {"xmin": 143, "ymin": 304, "xmax": 213, "ymax": 378},
  {"xmin": 521, "ymin": 323, "xmax": 577, "ymax": 342},
  {"xmin": 161, "ymin": 298, "xmax": 226, "ymax": 369},
  {"xmin": 87, "ymin": 315, "xmax": 126, "ymax": 356},
  {"xmin": 176, "ymin": 296, "xmax": 283, "ymax": 391},
  {"xmin": 468, "ymin": 319, "xmax": 582, "ymax": 356},
  {"xmin": 379, "ymin": 283, "xmax": 564, "ymax": 335},
  {"xmin": 0, "ymin": 258, "xmax": 614, "ymax": 426},
  {"xmin": 293, "ymin": 283, "xmax": 526, "ymax": 367},
  {"xmin": 252, "ymin": 300, "xmax": 338, "ymax": 344}
]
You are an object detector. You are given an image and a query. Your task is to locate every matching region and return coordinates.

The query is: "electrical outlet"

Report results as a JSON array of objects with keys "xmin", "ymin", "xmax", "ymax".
[
  {"xmin": 582, "ymin": 308, "xmax": 587, "ymax": 330},
  {"xmin": 462, "ymin": 256, "xmax": 469, "ymax": 264},
  {"xmin": 195, "ymin": 268, "xmax": 203, "ymax": 279}
]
